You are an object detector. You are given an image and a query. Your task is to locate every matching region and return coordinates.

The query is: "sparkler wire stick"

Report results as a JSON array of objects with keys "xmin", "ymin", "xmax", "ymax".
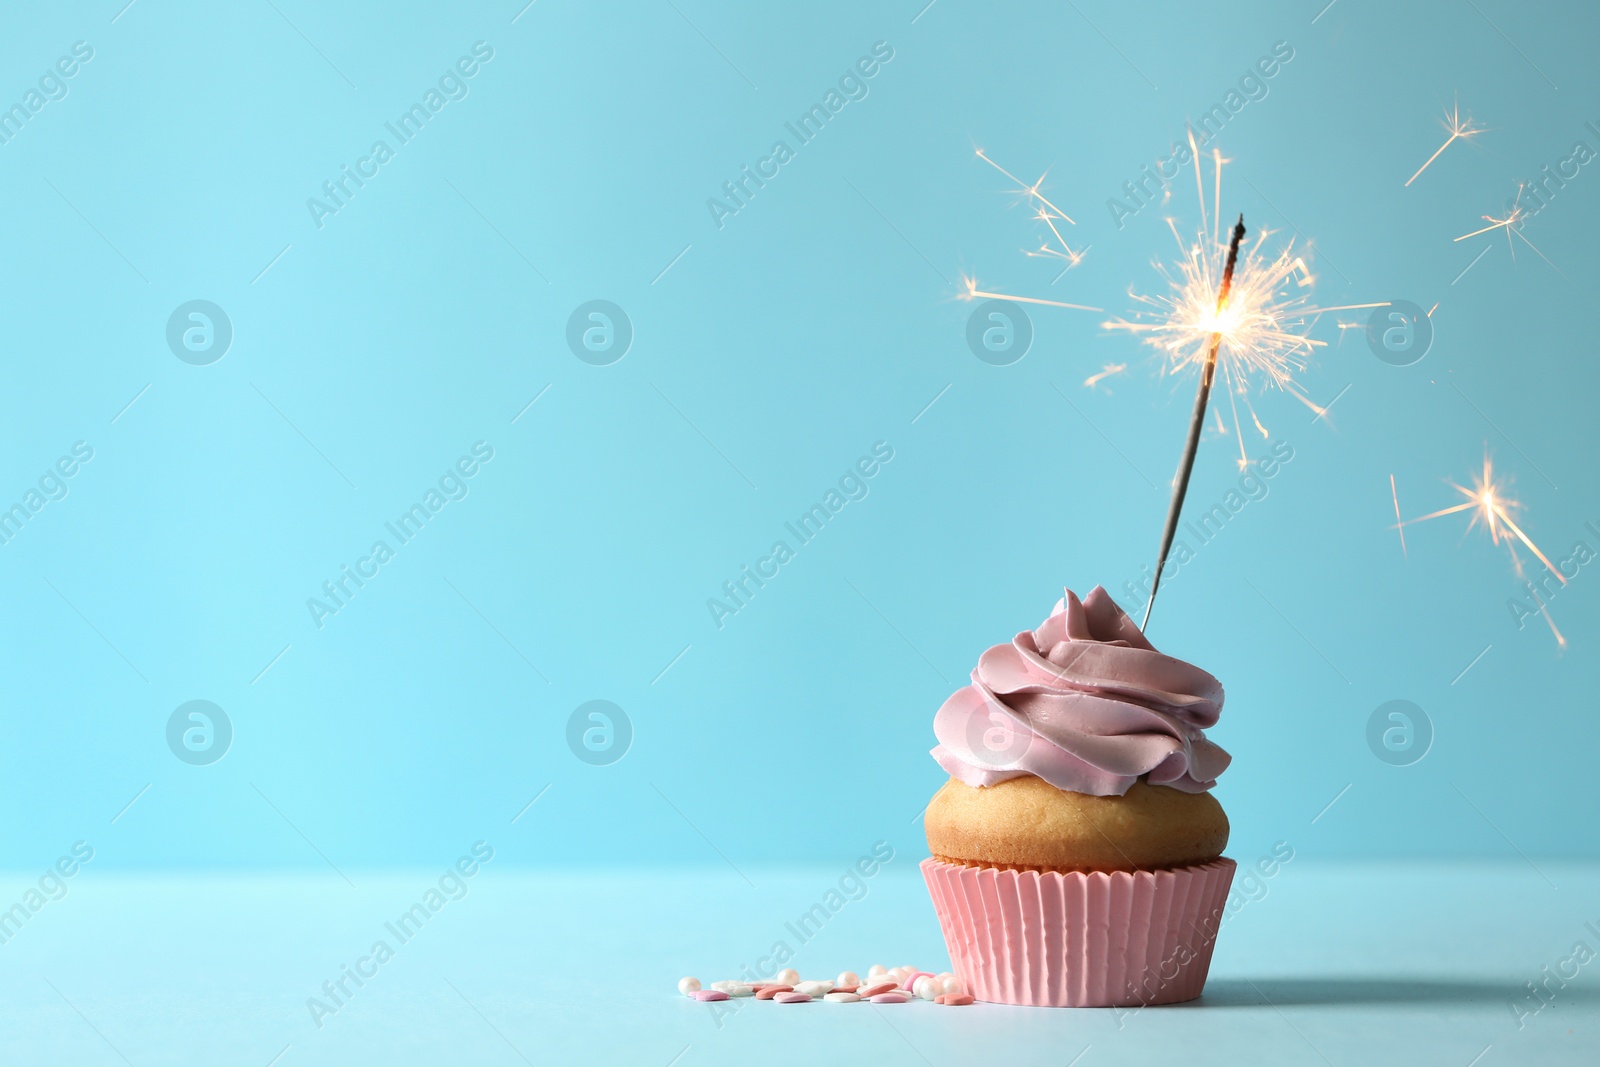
[{"xmin": 1141, "ymin": 215, "xmax": 1247, "ymax": 631}]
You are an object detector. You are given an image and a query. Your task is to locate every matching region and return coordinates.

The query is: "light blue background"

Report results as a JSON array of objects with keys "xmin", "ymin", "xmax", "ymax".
[{"xmin": 2, "ymin": 0, "xmax": 1596, "ymax": 883}]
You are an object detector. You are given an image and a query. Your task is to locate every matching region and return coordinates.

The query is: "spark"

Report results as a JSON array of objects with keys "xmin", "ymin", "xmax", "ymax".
[
  {"xmin": 1390, "ymin": 474, "xmax": 1407, "ymax": 558},
  {"xmin": 1395, "ymin": 454, "xmax": 1566, "ymax": 646},
  {"xmin": 1104, "ymin": 227, "xmax": 1323, "ymax": 390},
  {"xmin": 1405, "ymin": 101, "xmax": 1484, "ymax": 187},
  {"xmin": 959, "ymin": 276, "xmax": 1102, "ymax": 312},
  {"xmin": 1083, "ymin": 363, "xmax": 1127, "ymax": 390},
  {"xmin": 1221, "ymin": 362, "xmax": 1252, "ymax": 469},
  {"xmin": 1455, "ymin": 183, "xmax": 1561, "ymax": 274},
  {"xmin": 976, "ymin": 148, "xmax": 1087, "ymax": 269},
  {"xmin": 1102, "ymin": 139, "xmax": 1370, "ymax": 464}
]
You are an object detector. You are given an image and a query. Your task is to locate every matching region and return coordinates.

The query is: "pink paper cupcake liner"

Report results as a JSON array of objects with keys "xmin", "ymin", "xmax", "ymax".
[{"xmin": 921, "ymin": 856, "xmax": 1236, "ymax": 1007}]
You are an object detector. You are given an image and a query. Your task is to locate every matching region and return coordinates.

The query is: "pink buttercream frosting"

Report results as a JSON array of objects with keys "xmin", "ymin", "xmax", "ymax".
[{"xmin": 930, "ymin": 586, "xmax": 1230, "ymax": 796}]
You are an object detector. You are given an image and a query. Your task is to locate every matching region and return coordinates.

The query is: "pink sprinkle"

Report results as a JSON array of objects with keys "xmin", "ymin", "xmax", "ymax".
[
  {"xmin": 869, "ymin": 992, "xmax": 909, "ymax": 1004},
  {"xmin": 690, "ymin": 989, "xmax": 729, "ymax": 1002},
  {"xmin": 940, "ymin": 993, "xmax": 975, "ymax": 1006},
  {"xmin": 901, "ymin": 970, "xmax": 934, "ymax": 991},
  {"xmin": 773, "ymin": 991, "xmax": 812, "ymax": 1004},
  {"xmin": 856, "ymin": 981, "xmax": 898, "ymax": 998}
]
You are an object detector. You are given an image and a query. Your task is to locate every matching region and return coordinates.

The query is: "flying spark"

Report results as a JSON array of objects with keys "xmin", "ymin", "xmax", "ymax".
[
  {"xmin": 1405, "ymin": 101, "xmax": 1484, "ymax": 187},
  {"xmin": 975, "ymin": 149, "xmax": 1088, "ymax": 269},
  {"xmin": 959, "ymin": 276, "xmax": 1102, "ymax": 312},
  {"xmin": 1455, "ymin": 183, "xmax": 1562, "ymax": 275},
  {"xmin": 1389, "ymin": 473, "xmax": 1407, "ymax": 558},
  {"xmin": 1083, "ymin": 363, "xmax": 1127, "ymax": 390},
  {"xmin": 1395, "ymin": 455, "xmax": 1566, "ymax": 646}
]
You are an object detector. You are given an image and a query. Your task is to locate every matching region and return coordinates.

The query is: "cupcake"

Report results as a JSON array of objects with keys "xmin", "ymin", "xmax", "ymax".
[{"xmin": 921, "ymin": 586, "xmax": 1235, "ymax": 1007}]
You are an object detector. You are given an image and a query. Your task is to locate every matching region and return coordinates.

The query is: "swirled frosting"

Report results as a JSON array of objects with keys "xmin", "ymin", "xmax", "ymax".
[{"xmin": 930, "ymin": 586, "xmax": 1229, "ymax": 796}]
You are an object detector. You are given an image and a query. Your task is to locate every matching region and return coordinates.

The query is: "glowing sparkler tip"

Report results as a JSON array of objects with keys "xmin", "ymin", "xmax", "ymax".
[{"xmin": 1105, "ymin": 196, "xmax": 1320, "ymax": 399}]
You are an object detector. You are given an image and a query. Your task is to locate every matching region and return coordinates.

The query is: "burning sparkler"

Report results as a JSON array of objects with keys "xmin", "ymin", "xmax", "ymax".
[
  {"xmin": 964, "ymin": 139, "xmax": 1379, "ymax": 628},
  {"xmin": 1405, "ymin": 101, "xmax": 1484, "ymax": 187},
  {"xmin": 1100, "ymin": 136, "xmax": 1382, "ymax": 626},
  {"xmin": 1104, "ymin": 140, "xmax": 1384, "ymax": 476},
  {"xmin": 1393, "ymin": 454, "xmax": 1566, "ymax": 646},
  {"xmin": 1137, "ymin": 212, "xmax": 1247, "ymax": 629}
]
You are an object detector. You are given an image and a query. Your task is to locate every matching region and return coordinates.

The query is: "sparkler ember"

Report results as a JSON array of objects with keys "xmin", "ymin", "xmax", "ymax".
[
  {"xmin": 1083, "ymin": 363, "xmax": 1127, "ymax": 391},
  {"xmin": 974, "ymin": 148, "xmax": 1088, "ymax": 269},
  {"xmin": 1140, "ymin": 215, "xmax": 1247, "ymax": 630},
  {"xmin": 959, "ymin": 149, "xmax": 1103, "ymax": 313},
  {"xmin": 1394, "ymin": 455, "xmax": 1567, "ymax": 647},
  {"xmin": 1405, "ymin": 101, "xmax": 1483, "ymax": 187},
  {"xmin": 1455, "ymin": 183, "xmax": 1562, "ymax": 274}
]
